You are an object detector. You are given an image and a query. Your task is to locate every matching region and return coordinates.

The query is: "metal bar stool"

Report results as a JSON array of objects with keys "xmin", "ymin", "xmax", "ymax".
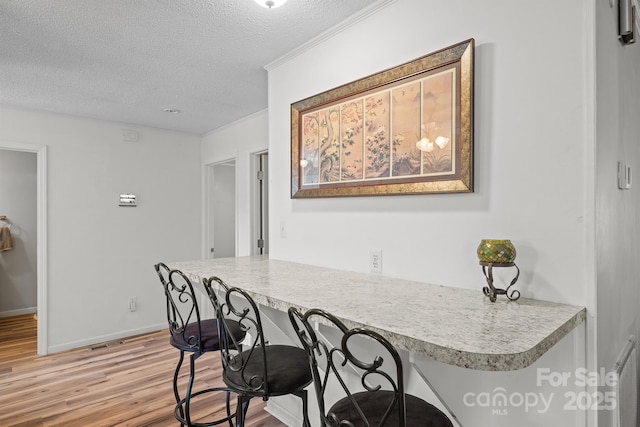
[
  {"xmin": 203, "ymin": 276, "xmax": 312, "ymax": 427},
  {"xmin": 155, "ymin": 263, "xmax": 245, "ymax": 427},
  {"xmin": 289, "ymin": 307, "xmax": 454, "ymax": 427}
]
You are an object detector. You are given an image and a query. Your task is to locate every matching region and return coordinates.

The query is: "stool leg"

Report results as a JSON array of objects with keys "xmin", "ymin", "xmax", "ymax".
[
  {"xmin": 235, "ymin": 395, "xmax": 251, "ymax": 427},
  {"xmin": 173, "ymin": 351, "xmax": 186, "ymax": 427},
  {"xmin": 225, "ymin": 391, "xmax": 233, "ymax": 427},
  {"xmin": 298, "ymin": 390, "xmax": 310, "ymax": 427},
  {"xmin": 184, "ymin": 353, "xmax": 197, "ymax": 426}
]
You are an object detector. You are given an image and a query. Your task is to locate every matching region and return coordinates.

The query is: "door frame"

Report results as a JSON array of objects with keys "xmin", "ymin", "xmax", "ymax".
[{"xmin": 0, "ymin": 141, "xmax": 48, "ymax": 355}]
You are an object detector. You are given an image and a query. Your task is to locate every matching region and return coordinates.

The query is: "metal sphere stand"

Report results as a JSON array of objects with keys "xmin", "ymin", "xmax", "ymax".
[{"xmin": 480, "ymin": 262, "xmax": 521, "ymax": 302}]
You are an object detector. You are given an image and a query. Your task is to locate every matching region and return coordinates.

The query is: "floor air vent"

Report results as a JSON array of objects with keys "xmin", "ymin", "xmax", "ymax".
[{"xmin": 89, "ymin": 340, "xmax": 125, "ymax": 351}]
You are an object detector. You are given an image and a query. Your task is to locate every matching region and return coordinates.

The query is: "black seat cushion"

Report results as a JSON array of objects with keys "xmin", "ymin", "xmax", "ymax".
[
  {"xmin": 328, "ymin": 390, "xmax": 453, "ymax": 427},
  {"xmin": 170, "ymin": 318, "xmax": 245, "ymax": 352},
  {"xmin": 224, "ymin": 345, "xmax": 312, "ymax": 396}
]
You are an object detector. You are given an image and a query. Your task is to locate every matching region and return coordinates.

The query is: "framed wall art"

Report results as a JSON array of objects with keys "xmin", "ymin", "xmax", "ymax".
[{"xmin": 291, "ymin": 38, "xmax": 474, "ymax": 198}]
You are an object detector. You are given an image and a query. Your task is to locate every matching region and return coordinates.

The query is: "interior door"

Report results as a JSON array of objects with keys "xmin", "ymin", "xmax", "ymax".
[
  {"xmin": 210, "ymin": 160, "xmax": 236, "ymax": 258},
  {"xmin": 256, "ymin": 152, "xmax": 268, "ymax": 255}
]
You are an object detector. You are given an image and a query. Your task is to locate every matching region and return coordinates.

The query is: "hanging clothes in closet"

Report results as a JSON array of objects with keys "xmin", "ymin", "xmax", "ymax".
[{"xmin": 0, "ymin": 216, "xmax": 13, "ymax": 252}]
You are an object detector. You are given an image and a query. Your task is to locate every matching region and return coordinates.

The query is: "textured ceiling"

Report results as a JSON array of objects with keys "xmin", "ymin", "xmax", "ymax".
[{"xmin": 0, "ymin": 0, "xmax": 382, "ymax": 134}]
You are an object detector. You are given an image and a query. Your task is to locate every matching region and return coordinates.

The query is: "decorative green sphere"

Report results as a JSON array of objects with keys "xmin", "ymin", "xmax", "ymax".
[{"xmin": 477, "ymin": 239, "xmax": 516, "ymax": 264}]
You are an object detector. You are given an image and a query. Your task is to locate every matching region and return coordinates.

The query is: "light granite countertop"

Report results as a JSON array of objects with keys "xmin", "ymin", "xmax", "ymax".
[{"xmin": 169, "ymin": 256, "xmax": 586, "ymax": 371}]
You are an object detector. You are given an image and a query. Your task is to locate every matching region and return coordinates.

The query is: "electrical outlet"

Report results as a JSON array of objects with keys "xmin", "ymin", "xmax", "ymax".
[
  {"xmin": 369, "ymin": 249, "xmax": 382, "ymax": 273},
  {"xmin": 618, "ymin": 161, "xmax": 632, "ymax": 190},
  {"xmin": 128, "ymin": 296, "xmax": 137, "ymax": 312}
]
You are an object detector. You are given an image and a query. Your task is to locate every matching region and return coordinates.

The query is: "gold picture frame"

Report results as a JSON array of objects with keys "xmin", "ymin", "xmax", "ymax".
[{"xmin": 291, "ymin": 39, "xmax": 474, "ymax": 198}]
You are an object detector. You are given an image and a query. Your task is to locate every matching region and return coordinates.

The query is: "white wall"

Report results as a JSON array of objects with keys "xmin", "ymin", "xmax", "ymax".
[
  {"xmin": 0, "ymin": 106, "xmax": 202, "ymax": 352},
  {"xmin": 264, "ymin": 0, "xmax": 593, "ymax": 425},
  {"xmin": 201, "ymin": 110, "xmax": 269, "ymax": 257},
  {"xmin": 595, "ymin": 1, "xmax": 640, "ymax": 426},
  {"xmin": 268, "ymin": 0, "xmax": 591, "ymax": 306},
  {"xmin": 0, "ymin": 150, "xmax": 37, "ymax": 316}
]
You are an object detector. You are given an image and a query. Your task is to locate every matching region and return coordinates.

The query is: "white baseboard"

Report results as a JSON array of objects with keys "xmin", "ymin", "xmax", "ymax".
[
  {"xmin": 265, "ymin": 397, "xmax": 304, "ymax": 426},
  {"xmin": 47, "ymin": 323, "xmax": 166, "ymax": 354},
  {"xmin": 0, "ymin": 307, "xmax": 37, "ymax": 318}
]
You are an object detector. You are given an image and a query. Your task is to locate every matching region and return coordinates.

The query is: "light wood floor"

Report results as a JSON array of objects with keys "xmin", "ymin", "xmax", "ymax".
[{"xmin": 0, "ymin": 314, "xmax": 287, "ymax": 427}]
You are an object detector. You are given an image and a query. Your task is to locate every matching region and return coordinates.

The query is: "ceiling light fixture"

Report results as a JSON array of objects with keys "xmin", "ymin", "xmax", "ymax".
[
  {"xmin": 162, "ymin": 108, "xmax": 181, "ymax": 114},
  {"xmin": 254, "ymin": 0, "xmax": 288, "ymax": 8}
]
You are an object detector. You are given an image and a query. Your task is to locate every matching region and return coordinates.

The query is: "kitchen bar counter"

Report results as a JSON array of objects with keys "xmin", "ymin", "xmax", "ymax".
[{"xmin": 169, "ymin": 256, "xmax": 586, "ymax": 371}]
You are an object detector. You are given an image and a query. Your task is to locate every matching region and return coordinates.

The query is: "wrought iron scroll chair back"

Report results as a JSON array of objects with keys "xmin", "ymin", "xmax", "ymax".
[
  {"xmin": 288, "ymin": 307, "xmax": 453, "ymax": 427},
  {"xmin": 154, "ymin": 263, "xmax": 235, "ymax": 427},
  {"xmin": 165, "ymin": 267, "xmax": 203, "ymax": 352},
  {"xmin": 203, "ymin": 276, "xmax": 312, "ymax": 427}
]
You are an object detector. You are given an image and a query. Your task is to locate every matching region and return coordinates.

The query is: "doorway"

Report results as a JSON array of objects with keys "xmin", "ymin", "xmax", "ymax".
[
  {"xmin": 0, "ymin": 150, "xmax": 37, "ymax": 321},
  {"xmin": 254, "ymin": 152, "xmax": 268, "ymax": 255},
  {"xmin": 207, "ymin": 159, "xmax": 236, "ymax": 259},
  {"xmin": 0, "ymin": 142, "xmax": 47, "ymax": 355}
]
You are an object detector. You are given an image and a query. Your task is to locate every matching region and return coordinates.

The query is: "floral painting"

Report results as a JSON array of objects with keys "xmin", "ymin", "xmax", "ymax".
[
  {"xmin": 300, "ymin": 69, "xmax": 455, "ymax": 184},
  {"xmin": 291, "ymin": 39, "xmax": 474, "ymax": 198}
]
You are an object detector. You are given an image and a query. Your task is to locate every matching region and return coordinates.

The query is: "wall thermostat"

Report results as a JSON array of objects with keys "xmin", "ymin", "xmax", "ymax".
[{"xmin": 119, "ymin": 194, "xmax": 137, "ymax": 207}]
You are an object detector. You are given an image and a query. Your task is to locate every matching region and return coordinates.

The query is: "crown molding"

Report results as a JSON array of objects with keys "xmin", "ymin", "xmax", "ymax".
[{"xmin": 265, "ymin": 0, "xmax": 397, "ymax": 71}]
